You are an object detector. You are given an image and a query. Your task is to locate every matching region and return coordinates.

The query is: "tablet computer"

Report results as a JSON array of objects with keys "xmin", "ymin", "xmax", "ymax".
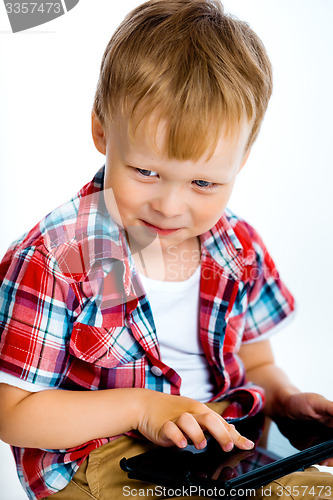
[{"xmin": 120, "ymin": 413, "xmax": 333, "ymax": 498}]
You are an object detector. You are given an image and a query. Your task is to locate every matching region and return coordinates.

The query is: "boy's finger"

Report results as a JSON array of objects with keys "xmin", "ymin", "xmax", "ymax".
[
  {"xmin": 194, "ymin": 413, "xmax": 254, "ymax": 452},
  {"xmin": 226, "ymin": 423, "xmax": 255, "ymax": 451},
  {"xmin": 159, "ymin": 420, "xmax": 188, "ymax": 449},
  {"xmin": 175, "ymin": 412, "xmax": 207, "ymax": 450},
  {"xmin": 319, "ymin": 457, "xmax": 333, "ymax": 466},
  {"xmin": 193, "ymin": 413, "xmax": 236, "ymax": 451}
]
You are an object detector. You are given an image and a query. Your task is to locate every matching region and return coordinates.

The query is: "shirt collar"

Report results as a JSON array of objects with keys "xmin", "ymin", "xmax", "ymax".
[
  {"xmin": 200, "ymin": 209, "xmax": 248, "ymax": 281},
  {"xmin": 42, "ymin": 166, "xmax": 134, "ymax": 297}
]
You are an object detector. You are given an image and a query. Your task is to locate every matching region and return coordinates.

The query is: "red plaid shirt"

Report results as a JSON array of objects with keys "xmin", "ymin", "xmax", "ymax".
[{"xmin": 0, "ymin": 167, "xmax": 295, "ymax": 499}]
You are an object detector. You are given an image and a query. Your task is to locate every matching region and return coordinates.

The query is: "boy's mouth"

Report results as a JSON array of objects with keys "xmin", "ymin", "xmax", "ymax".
[{"xmin": 140, "ymin": 219, "xmax": 182, "ymax": 236}]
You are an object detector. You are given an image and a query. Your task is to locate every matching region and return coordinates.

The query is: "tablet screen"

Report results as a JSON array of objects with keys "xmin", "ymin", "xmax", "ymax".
[
  {"xmin": 120, "ymin": 413, "xmax": 333, "ymax": 494},
  {"xmin": 193, "ymin": 414, "xmax": 333, "ymax": 481}
]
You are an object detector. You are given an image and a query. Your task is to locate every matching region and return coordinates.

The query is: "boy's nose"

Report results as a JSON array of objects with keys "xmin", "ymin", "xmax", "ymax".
[{"xmin": 150, "ymin": 185, "xmax": 186, "ymax": 218}]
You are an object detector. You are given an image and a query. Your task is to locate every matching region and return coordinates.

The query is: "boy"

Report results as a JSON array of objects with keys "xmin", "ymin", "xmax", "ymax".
[{"xmin": 0, "ymin": 0, "xmax": 332, "ymax": 499}]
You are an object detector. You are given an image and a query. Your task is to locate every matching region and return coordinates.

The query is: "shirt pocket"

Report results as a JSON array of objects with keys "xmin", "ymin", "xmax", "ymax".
[{"xmin": 69, "ymin": 322, "xmax": 145, "ymax": 368}]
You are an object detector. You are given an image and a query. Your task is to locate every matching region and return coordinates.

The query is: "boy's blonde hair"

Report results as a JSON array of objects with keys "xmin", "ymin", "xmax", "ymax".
[{"xmin": 93, "ymin": 0, "xmax": 273, "ymax": 160}]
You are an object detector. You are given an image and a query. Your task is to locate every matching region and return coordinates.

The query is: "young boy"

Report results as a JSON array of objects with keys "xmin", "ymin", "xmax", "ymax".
[{"xmin": 0, "ymin": 1, "xmax": 332, "ymax": 499}]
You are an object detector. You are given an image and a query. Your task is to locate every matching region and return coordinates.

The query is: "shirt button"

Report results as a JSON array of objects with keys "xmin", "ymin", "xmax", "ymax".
[{"xmin": 151, "ymin": 366, "xmax": 163, "ymax": 377}]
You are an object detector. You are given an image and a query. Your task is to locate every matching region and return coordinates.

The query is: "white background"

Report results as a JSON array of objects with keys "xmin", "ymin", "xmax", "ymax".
[{"xmin": 0, "ymin": 1, "xmax": 332, "ymax": 498}]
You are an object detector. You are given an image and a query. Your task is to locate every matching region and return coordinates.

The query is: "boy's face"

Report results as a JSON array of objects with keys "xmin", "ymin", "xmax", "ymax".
[{"xmin": 92, "ymin": 114, "xmax": 251, "ymax": 255}]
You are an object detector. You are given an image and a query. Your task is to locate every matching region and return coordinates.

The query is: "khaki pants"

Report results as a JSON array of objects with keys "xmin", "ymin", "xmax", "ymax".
[{"xmin": 43, "ymin": 403, "xmax": 333, "ymax": 500}]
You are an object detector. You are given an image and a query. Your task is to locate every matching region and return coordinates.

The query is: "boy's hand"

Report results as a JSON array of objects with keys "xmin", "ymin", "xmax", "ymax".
[
  {"xmin": 134, "ymin": 389, "xmax": 254, "ymax": 452},
  {"xmin": 283, "ymin": 392, "xmax": 333, "ymax": 467},
  {"xmin": 284, "ymin": 392, "xmax": 333, "ymax": 427}
]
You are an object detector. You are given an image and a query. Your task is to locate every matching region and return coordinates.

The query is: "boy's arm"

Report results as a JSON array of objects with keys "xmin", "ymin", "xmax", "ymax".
[
  {"xmin": 238, "ymin": 339, "xmax": 333, "ymax": 425},
  {"xmin": 0, "ymin": 384, "xmax": 139, "ymax": 449},
  {"xmin": 0, "ymin": 383, "xmax": 254, "ymax": 453}
]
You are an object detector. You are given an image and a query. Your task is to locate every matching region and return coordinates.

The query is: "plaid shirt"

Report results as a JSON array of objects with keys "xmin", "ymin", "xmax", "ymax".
[{"xmin": 0, "ymin": 166, "xmax": 294, "ymax": 499}]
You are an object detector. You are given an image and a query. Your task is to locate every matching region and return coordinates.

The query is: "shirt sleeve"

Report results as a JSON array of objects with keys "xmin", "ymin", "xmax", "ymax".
[
  {"xmin": 0, "ymin": 241, "xmax": 77, "ymax": 388},
  {"xmin": 242, "ymin": 227, "xmax": 295, "ymax": 344},
  {"xmin": 0, "ymin": 371, "xmax": 50, "ymax": 392}
]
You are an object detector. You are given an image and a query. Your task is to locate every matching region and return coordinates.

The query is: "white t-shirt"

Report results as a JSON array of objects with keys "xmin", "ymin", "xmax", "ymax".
[{"xmin": 139, "ymin": 265, "xmax": 215, "ymax": 402}]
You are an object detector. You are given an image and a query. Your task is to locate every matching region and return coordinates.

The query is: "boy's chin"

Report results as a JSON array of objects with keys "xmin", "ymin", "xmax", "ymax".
[{"xmin": 125, "ymin": 225, "xmax": 160, "ymax": 251}]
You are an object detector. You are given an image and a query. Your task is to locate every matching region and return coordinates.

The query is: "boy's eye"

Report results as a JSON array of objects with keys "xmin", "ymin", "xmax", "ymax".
[
  {"xmin": 137, "ymin": 168, "xmax": 158, "ymax": 178},
  {"xmin": 193, "ymin": 180, "xmax": 217, "ymax": 190}
]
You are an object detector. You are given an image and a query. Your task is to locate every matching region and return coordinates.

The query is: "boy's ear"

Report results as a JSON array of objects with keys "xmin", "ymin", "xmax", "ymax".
[{"xmin": 91, "ymin": 111, "xmax": 107, "ymax": 155}]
